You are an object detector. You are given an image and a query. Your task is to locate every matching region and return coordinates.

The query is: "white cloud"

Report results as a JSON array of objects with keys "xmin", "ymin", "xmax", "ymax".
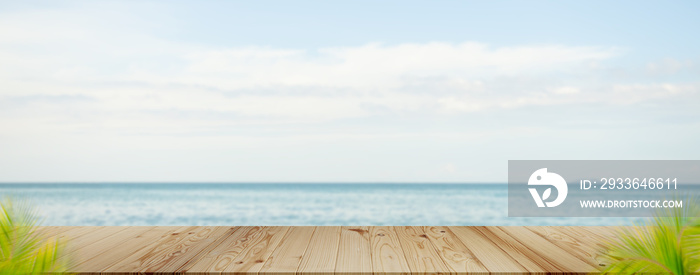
[
  {"xmin": 646, "ymin": 58, "xmax": 694, "ymax": 75},
  {"xmin": 550, "ymin": 86, "xmax": 580, "ymax": 95},
  {"xmin": 611, "ymin": 83, "xmax": 696, "ymax": 103},
  {"xmin": 1, "ymin": 34, "xmax": 697, "ymax": 136},
  {"xmin": 149, "ymin": 42, "xmax": 617, "ymax": 91},
  {"xmin": 0, "ymin": 3, "xmax": 699, "ymax": 182},
  {"xmin": 0, "ymin": 4, "xmax": 697, "ymax": 137}
]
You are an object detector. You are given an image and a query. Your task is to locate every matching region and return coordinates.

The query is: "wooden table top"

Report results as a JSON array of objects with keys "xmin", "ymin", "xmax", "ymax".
[{"xmin": 40, "ymin": 226, "xmax": 617, "ymax": 274}]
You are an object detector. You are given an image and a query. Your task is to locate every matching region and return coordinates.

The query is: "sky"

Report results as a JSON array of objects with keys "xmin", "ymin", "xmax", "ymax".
[{"xmin": 0, "ymin": 1, "xmax": 699, "ymax": 182}]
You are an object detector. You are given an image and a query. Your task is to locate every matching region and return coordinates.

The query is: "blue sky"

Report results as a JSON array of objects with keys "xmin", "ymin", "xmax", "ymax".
[{"xmin": 0, "ymin": 1, "xmax": 698, "ymax": 182}]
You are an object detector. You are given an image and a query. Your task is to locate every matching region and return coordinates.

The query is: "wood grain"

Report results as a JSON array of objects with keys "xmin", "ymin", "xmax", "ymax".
[
  {"xmin": 54, "ymin": 226, "xmax": 103, "ymax": 242},
  {"xmin": 183, "ymin": 226, "xmax": 253, "ymax": 272},
  {"xmin": 259, "ymin": 226, "xmax": 315, "ymax": 275},
  {"xmin": 527, "ymin": 226, "xmax": 613, "ymax": 268},
  {"xmin": 72, "ymin": 226, "xmax": 180, "ymax": 272},
  {"xmin": 448, "ymin": 226, "xmax": 526, "ymax": 273},
  {"xmin": 223, "ymin": 226, "xmax": 290, "ymax": 274},
  {"xmin": 583, "ymin": 226, "xmax": 621, "ymax": 242},
  {"xmin": 394, "ymin": 226, "xmax": 450, "ymax": 274},
  {"xmin": 37, "ymin": 226, "xmax": 77, "ymax": 238},
  {"xmin": 298, "ymin": 226, "xmax": 341, "ymax": 274},
  {"xmin": 370, "ymin": 226, "xmax": 411, "ymax": 275},
  {"xmin": 34, "ymin": 226, "xmax": 618, "ymax": 274},
  {"xmin": 424, "ymin": 226, "xmax": 487, "ymax": 273},
  {"xmin": 499, "ymin": 226, "xmax": 597, "ymax": 272},
  {"xmin": 100, "ymin": 226, "xmax": 204, "ymax": 272},
  {"xmin": 474, "ymin": 226, "xmax": 556, "ymax": 272},
  {"xmin": 335, "ymin": 226, "xmax": 372, "ymax": 275},
  {"xmin": 61, "ymin": 226, "xmax": 150, "ymax": 263},
  {"xmin": 137, "ymin": 226, "xmax": 232, "ymax": 273}
]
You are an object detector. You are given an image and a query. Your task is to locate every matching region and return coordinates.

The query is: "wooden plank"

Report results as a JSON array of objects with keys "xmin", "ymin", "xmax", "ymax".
[
  {"xmin": 499, "ymin": 226, "xmax": 597, "ymax": 272},
  {"xmin": 448, "ymin": 226, "xmax": 526, "ymax": 273},
  {"xmin": 222, "ymin": 226, "xmax": 290, "ymax": 274},
  {"xmin": 423, "ymin": 226, "xmax": 487, "ymax": 273},
  {"xmin": 35, "ymin": 226, "xmax": 77, "ymax": 244},
  {"xmin": 170, "ymin": 226, "xmax": 247, "ymax": 274},
  {"xmin": 369, "ymin": 226, "xmax": 411, "ymax": 275},
  {"xmin": 65, "ymin": 227, "xmax": 155, "ymax": 266},
  {"xmin": 88, "ymin": 226, "xmax": 191, "ymax": 273},
  {"xmin": 298, "ymin": 226, "xmax": 341, "ymax": 274},
  {"xmin": 58, "ymin": 226, "xmax": 129, "ymax": 261},
  {"xmin": 474, "ymin": 226, "xmax": 557, "ymax": 272},
  {"xmin": 73, "ymin": 226, "xmax": 180, "ymax": 272},
  {"xmin": 36, "ymin": 226, "xmax": 74, "ymax": 237},
  {"xmin": 583, "ymin": 226, "xmax": 620, "ymax": 241},
  {"xmin": 259, "ymin": 226, "xmax": 315, "ymax": 275},
  {"xmin": 182, "ymin": 226, "xmax": 253, "ymax": 273},
  {"xmin": 185, "ymin": 226, "xmax": 290, "ymax": 274},
  {"xmin": 335, "ymin": 226, "xmax": 372, "ymax": 275},
  {"xmin": 528, "ymin": 226, "xmax": 613, "ymax": 269},
  {"xmin": 137, "ymin": 226, "xmax": 232, "ymax": 273},
  {"xmin": 54, "ymin": 226, "xmax": 101, "ymax": 239},
  {"xmin": 35, "ymin": 226, "xmax": 57, "ymax": 236},
  {"xmin": 51, "ymin": 226, "xmax": 106, "ymax": 252},
  {"xmin": 574, "ymin": 227, "xmax": 620, "ymax": 257},
  {"xmin": 394, "ymin": 226, "xmax": 450, "ymax": 274},
  {"xmin": 33, "ymin": 226, "xmax": 623, "ymax": 274}
]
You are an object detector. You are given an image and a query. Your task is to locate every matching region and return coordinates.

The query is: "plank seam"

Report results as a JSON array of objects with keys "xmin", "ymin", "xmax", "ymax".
[
  {"xmin": 443, "ymin": 226, "xmax": 488, "ymax": 273},
  {"xmin": 488, "ymin": 227, "xmax": 568, "ymax": 272},
  {"xmin": 419, "ymin": 226, "xmax": 454, "ymax": 274},
  {"xmin": 471, "ymin": 227, "xmax": 528, "ymax": 272},
  {"xmin": 99, "ymin": 226, "xmax": 189, "ymax": 273},
  {"xmin": 176, "ymin": 226, "xmax": 240, "ymax": 273},
  {"xmin": 525, "ymin": 226, "xmax": 604, "ymax": 269},
  {"xmin": 294, "ymin": 226, "xmax": 318, "ymax": 274},
  {"xmin": 366, "ymin": 226, "xmax": 373, "ymax": 275},
  {"xmin": 67, "ymin": 226, "xmax": 156, "ymax": 267},
  {"xmin": 332, "ymin": 226, "xmax": 343, "ymax": 275},
  {"xmin": 388, "ymin": 226, "xmax": 409, "ymax": 274}
]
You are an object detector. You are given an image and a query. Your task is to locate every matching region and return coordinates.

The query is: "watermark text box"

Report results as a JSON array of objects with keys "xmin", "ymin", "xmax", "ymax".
[{"xmin": 508, "ymin": 160, "xmax": 700, "ymax": 217}]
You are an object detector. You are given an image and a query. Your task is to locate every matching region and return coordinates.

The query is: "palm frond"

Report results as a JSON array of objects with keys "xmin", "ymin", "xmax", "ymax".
[
  {"xmin": 0, "ymin": 196, "xmax": 72, "ymax": 275},
  {"xmin": 601, "ymin": 196, "xmax": 700, "ymax": 275}
]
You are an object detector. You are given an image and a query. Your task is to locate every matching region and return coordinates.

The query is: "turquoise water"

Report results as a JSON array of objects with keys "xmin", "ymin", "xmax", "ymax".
[{"xmin": 0, "ymin": 183, "xmax": 638, "ymax": 226}]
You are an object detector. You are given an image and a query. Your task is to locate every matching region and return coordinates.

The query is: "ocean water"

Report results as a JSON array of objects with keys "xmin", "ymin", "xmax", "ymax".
[{"xmin": 0, "ymin": 183, "xmax": 639, "ymax": 226}]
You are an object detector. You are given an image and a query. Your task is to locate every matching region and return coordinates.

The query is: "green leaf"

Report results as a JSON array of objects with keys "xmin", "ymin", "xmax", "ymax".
[
  {"xmin": 0, "ymin": 196, "xmax": 72, "ymax": 275},
  {"xmin": 600, "ymin": 196, "xmax": 700, "ymax": 275}
]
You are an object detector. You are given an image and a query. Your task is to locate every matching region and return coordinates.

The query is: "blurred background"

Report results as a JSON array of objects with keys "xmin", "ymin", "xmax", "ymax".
[
  {"xmin": 0, "ymin": 1, "xmax": 698, "ymax": 225},
  {"xmin": 1, "ymin": 1, "xmax": 698, "ymax": 183}
]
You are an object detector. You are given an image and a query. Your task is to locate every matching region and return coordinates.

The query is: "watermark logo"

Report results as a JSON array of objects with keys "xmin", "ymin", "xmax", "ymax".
[
  {"xmin": 528, "ymin": 168, "xmax": 568, "ymax": 207},
  {"xmin": 509, "ymin": 160, "xmax": 698, "ymax": 217}
]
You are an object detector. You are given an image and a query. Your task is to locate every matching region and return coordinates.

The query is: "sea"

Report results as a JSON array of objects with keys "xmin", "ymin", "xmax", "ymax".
[{"xmin": 0, "ymin": 183, "xmax": 640, "ymax": 226}]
